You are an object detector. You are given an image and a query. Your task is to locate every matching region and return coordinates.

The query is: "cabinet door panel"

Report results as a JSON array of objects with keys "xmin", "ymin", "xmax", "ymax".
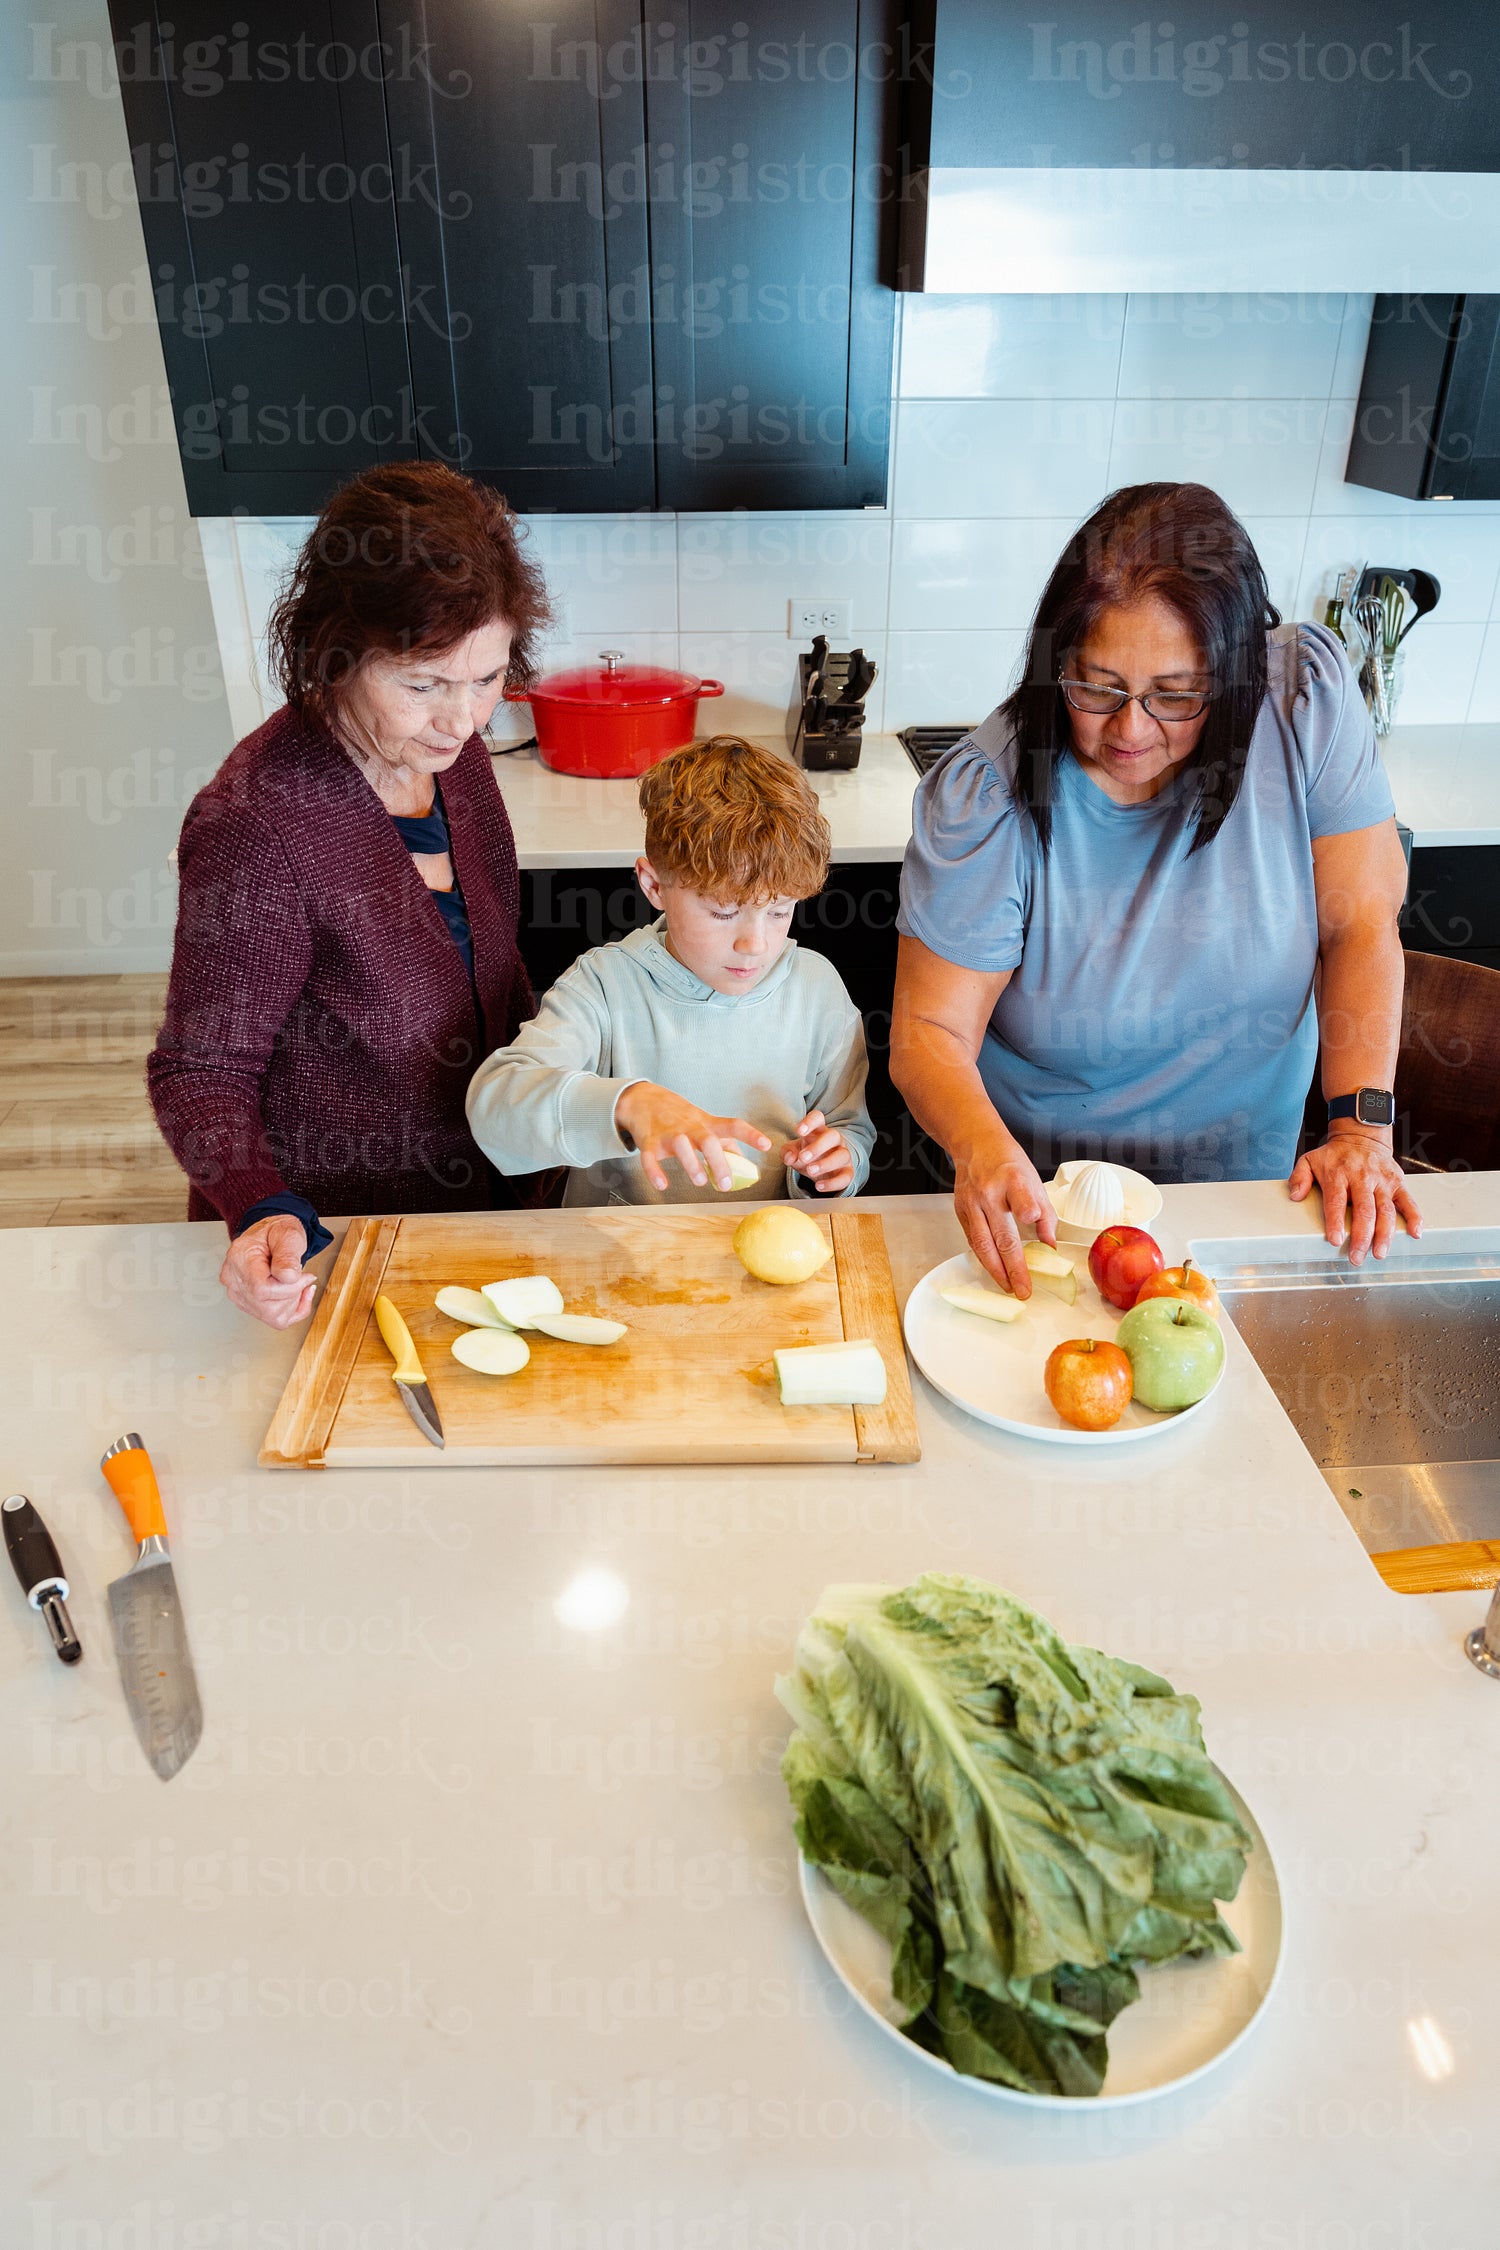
[
  {"xmin": 645, "ymin": 0, "xmax": 895, "ymax": 510},
  {"xmin": 111, "ymin": 1, "xmax": 415, "ymax": 513},
  {"xmin": 380, "ymin": 0, "xmax": 655, "ymax": 509}
]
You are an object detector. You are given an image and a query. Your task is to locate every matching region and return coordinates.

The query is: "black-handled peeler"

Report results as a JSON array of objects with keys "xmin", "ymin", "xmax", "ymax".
[{"xmin": 4, "ymin": 1494, "xmax": 82, "ymax": 1664}]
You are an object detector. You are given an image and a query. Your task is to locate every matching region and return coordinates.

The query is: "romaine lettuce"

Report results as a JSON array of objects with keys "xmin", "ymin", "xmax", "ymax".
[{"xmin": 778, "ymin": 1574, "xmax": 1251, "ymax": 2098}]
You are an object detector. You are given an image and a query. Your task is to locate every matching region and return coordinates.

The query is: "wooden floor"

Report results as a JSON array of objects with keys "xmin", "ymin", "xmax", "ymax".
[{"xmin": 0, "ymin": 975, "xmax": 189, "ymax": 1226}]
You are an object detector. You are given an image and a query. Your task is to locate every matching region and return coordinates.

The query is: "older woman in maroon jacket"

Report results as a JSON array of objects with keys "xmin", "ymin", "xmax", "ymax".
[{"xmin": 149, "ymin": 462, "xmax": 549, "ymax": 1327}]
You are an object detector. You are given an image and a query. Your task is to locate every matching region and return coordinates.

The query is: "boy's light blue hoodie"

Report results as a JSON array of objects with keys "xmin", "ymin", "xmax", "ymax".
[{"xmin": 465, "ymin": 917, "xmax": 873, "ymax": 1206}]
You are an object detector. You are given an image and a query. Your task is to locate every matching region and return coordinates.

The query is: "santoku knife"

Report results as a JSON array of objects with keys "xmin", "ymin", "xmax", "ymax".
[
  {"xmin": 100, "ymin": 1434, "xmax": 203, "ymax": 1781},
  {"xmin": 374, "ymin": 1295, "xmax": 445, "ymax": 1449}
]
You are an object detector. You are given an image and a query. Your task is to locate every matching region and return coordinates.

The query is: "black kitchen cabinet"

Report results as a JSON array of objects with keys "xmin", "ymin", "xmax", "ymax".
[
  {"xmin": 1402, "ymin": 847, "xmax": 1500, "ymax": 974},
  {"xmin": 108, "ymin": 2, "xmax": 419, "ymax": 514},
  {"xmin": 641, "ymin": 0, "xmax": 895, "ymax": 510},
  {"xmin": 108, "ymin": 1, "xmax": 897, "ymax": 516},
  {"xmin": 1346, "ymin": 296, "xmax": 1500, "ymax": 504},
  {"xmin": 902, "ymin": 1, "xmax": 1500, "ymax": 175}
]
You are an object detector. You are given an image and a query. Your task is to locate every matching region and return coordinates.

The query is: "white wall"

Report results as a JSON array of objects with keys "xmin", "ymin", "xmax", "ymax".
[
  {"xmin": 2, "ymin": 0, "xmax": 232, "ymax": 974},
  {"xmin": 213, "ymin": 290, "xmax": 1500, "ymax": 755}
]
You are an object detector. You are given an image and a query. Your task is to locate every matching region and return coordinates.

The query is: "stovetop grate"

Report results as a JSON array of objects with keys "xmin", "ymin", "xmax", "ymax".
[{"xmin": 897, "ymin": 724, "xmax": 979, "ymax": 777}]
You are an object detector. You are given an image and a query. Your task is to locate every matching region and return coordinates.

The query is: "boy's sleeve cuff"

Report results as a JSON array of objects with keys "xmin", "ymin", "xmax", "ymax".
[{"xmin": 554, "ymin": 1075, "xmax": 647, "ymax": 1163}]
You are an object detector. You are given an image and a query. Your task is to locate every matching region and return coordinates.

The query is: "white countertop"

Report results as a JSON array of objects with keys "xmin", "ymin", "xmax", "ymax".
[
  {"xmin": 497, "ymin": 731, "xmax": 918, "ymax": 868},
  {"xmin": 3, "ymin": 1174, "xmax": 1497, "ymax": 2238},
  {"xmin": 498, "ymin": 724, "xmax": 1500, "ymax": 867},
  {"xmin": 1379, "ymin": 722, "xmax": 1500, "ymax": 849}
]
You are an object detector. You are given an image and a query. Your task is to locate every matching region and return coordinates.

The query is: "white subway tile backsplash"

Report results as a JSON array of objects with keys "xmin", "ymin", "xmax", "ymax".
[
  {"xmin": 883, "ymin": 631, "xmax": 1027, "ymax": 732},
  {"xmin": 1386, "ymin": 622, "xmax": 1490, "ymax": 725},
  {"xmin": 676, "ymin": 512, "xmax": 890, "ymax": 635},
  {"xmin": 203, "ymin": 293, "xmax": 1500, "ymax": 761},
  {"xmin": 1464, "ymin": 625, "xmax": 1500, "ymax": 722},
  {"xmin": 899, "ymin": 294, "xmax": 1126, "ymax": 400},
  {"xmin": 893, "ymin": 400, "xmax": 1114, "ymax": 520},
  {"xmin": 519, "ymin": 514, "xmax": 677, "ymax": 635},
  {"xmin": 890, "ymin": 518, "xmax": 1082, "ymax": 633},
  {"xmin": 1107, "ymin": 398, "xmax": 1327, "ymax": 516},
  {"xmin": 1237, "ymin": 519, "xmax": 1309, "ymax": 620},
  {"xmin": 1116, "ymin": 294, "xmax": 1345, "ymax": 401}
]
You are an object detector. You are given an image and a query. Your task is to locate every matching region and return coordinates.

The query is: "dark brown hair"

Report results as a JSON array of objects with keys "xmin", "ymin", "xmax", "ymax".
[
  {"xmin": 266, "ymin": 461, "xmax": 552, "ymax": 726},
  {"xmin": 1005, "ymin": 483, "xmax": 1280, "ymax": 854},
  {"xmin": 639, "ymin": 736, "xmax": 831, "ymax": 903}
]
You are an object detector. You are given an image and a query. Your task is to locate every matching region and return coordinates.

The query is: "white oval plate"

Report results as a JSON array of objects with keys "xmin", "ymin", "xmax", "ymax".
[
  {"xmin": 902, "ymin": 1251, "xmax": 1224, "ymax": 1446},
  {"xmin": 799, "ymin": 1767, "xmax": 1283, "ymax": 2110}
]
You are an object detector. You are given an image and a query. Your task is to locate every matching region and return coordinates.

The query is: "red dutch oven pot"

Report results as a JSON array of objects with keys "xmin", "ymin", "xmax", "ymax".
[{"xmin": 505, "ymin": 648, "xmax": 726, "ymax": 779}]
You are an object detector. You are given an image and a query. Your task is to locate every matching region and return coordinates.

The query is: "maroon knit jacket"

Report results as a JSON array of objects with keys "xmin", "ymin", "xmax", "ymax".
[{"xmin": 147, "ymin": 705, "xmax": 535, "ymax": 1227}]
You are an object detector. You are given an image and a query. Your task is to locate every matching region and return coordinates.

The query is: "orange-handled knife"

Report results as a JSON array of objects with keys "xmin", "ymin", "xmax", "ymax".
[{"xmin": 100, "ymin": 1435, "xmax": 202, "ymax": 1781}]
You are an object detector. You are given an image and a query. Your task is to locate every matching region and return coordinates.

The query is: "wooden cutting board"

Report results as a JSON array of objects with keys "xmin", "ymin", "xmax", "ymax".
[{"xmin": 260, "ymin": 1205, "xmax": 920, "ymax": 1469}]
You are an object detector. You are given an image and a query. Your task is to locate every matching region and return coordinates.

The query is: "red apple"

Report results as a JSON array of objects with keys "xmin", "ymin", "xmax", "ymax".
[
  {"xmin": 1132, "ymin": 1257, "xmax": 1221, "ymax": 1320},
  {"xmin": 1044, "ymin": 1337, "xmax": 1134, "ymax": 1431},
  {"xmin": 1088, "ymin": 1225, "xmax": 1165, "ymax": 1311}
]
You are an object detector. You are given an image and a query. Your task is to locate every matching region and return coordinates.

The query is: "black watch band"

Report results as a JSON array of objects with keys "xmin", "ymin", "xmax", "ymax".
[{"xmin": 1327, "ymin": 1088, "xmax": 1394, "ymax": 1128}]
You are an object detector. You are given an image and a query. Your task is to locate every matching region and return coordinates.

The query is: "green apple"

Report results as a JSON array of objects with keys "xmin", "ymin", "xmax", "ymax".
[{"xmin": 1114, "ymin": 1297, "xmax": 1225, "ymax": 1411}]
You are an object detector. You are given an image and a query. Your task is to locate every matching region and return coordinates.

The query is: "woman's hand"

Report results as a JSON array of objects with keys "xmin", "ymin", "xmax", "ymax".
[
  {"xmin": 783, "ymin": 1111, "xmax": 854, "ymax": 1196},
  {"xmin": 614, "ymin": 1082, "xmax": 773, "ymax": 1193},
  {"xmin": 219, "ymin": 1215, "xmax": 317, "ymax": 1328},
  {"xmin": 1287, "ymin": 1131, "xmax": 1422, "ymax": 1263},
  {"xmin": 953, "ymin": 1132, "xmax": 1059, "ymax": 1298}
]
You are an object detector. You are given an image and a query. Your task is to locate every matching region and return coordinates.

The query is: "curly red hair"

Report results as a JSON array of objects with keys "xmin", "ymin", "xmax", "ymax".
[
  {"xmin": 266, "ymin": 461, "xmax": 551, "ymax": 725},
  {"xmin": 638, "ymin": 736, "xmax": 831, "ymax": 903}
]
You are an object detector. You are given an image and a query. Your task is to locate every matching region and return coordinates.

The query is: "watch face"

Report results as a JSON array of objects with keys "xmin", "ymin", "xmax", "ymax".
[{"xmin": 1355, "ymin": 1088, "xmax": 1394, "ymax": 1126}]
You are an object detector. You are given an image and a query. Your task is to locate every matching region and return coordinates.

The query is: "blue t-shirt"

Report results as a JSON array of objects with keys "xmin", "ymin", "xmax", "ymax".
[{"xmin": 897, "ymin": 623, "xmax": 1395, "ymax": 1184}]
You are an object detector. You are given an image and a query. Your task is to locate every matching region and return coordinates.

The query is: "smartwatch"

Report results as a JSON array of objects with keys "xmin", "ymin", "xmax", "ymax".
[{"xmin": 1327, "ymin": 1088, "xmax": 1395, "ymax": 1127}]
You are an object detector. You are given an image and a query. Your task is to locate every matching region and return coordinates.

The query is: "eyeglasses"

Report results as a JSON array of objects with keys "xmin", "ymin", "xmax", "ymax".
[{"xmin": 1058, "ymin": 675, "xmax": 1211, "ymax": 723}]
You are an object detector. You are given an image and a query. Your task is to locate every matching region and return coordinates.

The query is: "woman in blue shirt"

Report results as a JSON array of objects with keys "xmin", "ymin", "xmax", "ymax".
[{"xmin": 893, "ymin": 482, "xmax": 1422, "ymax": 1299}]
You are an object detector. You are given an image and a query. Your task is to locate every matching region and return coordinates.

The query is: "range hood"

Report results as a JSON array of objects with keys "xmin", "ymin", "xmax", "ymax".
[
  {"xmin": 900, "ymin": 2, "xmax": 1500, "ymax": 294},
  {"xmin": 903, "ymin": 169, "xmax": 1500, "ymax": 295}
]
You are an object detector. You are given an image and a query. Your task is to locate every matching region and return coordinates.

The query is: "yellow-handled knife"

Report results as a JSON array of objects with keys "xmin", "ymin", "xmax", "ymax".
[{"xmin": 374, "ymin": 1295, "xmax": 445, "ymax": 1449}]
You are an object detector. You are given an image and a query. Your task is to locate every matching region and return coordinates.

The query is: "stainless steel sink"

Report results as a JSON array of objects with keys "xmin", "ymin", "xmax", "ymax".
[{"xmin": 1190, "ymin": 1232, "xmax": 1500, "ymax": 1558}]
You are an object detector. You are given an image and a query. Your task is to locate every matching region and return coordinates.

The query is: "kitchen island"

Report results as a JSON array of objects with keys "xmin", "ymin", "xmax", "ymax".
[{"xmin": 3, "ymin": 1175, "xmax": 1496, "ymax": 2244}]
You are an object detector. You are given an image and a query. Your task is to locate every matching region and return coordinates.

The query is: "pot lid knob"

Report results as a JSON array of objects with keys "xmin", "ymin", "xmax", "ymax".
[{"xmin": 599, "ymin": 649, "xmax": 625, "ymax": 674}]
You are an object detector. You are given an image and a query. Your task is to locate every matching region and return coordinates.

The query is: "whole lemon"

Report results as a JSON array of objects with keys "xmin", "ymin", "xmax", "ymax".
[{"xmin": 732, "ymin": 1206, "xmax": 834, "ymax": 1285}]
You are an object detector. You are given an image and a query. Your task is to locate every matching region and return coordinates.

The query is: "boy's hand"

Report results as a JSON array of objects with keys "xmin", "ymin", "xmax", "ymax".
[
  {"xmin": 783, "ymin": 1111, "xmax": 855, "ymax": 1196},
  {"xmin": 614, "ymin": 1082, "xmax": 772, "ymax": 1193}
]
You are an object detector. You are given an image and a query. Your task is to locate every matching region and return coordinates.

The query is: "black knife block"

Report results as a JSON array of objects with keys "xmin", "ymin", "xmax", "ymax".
[{"xmin": 788, "ymin": 650, "xmax": 869, "ymax": 772}]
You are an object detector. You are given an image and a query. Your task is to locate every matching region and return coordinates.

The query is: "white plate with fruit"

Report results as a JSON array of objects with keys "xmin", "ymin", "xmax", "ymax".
[{"xmin": 902, "ymin": 1227, "xmax": 1225, "ymax": 1446}]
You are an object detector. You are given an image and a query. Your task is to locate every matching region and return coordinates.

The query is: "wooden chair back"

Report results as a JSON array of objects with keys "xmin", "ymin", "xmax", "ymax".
[{"xmin": 1395, "ymin": 949, "xmax": 1500, "ymax": 1173}]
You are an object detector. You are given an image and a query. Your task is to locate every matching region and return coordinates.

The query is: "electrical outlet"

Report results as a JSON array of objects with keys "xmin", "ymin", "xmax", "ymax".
[{"xmin": 789, "ymin": 597, "xmax": 852, "ymax": 639}]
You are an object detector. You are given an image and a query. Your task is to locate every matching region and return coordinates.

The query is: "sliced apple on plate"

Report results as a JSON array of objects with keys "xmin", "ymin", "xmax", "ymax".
[
  {"xmin": 1024, "ymin": 1239, "xmax": 1077, "ymax": 1304},
  {"xmin": 940, "ymin": 1282, "xmax": 1026, "ymax": 1325}
]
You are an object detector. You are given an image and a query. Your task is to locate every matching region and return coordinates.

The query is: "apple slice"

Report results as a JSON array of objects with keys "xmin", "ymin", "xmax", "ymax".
[
  {"xmin": 1024, "ymin": 1239, "xmax": 1077, "ymax": 1304},
  {"xmin": 774, "ymin": 1339, "xmax": 888, "ymax": 1407},
  {"xmin": 481, "ymin": 1275, "xmax": 566, "ymax": 1328},
  {"xmin": 451, "ymin": 1328, "xmax": 530, "ymax": 1375},
  {"xmin": 434, "ymin": 1285, "xmax": 510, "ymax": 1329},
  {"xmin": 530, "ymin": 1313, "xmax": 628, "ymax": 1346},
  {"xmin": 941, "ymin": 1282, "xmax": 1025, "ymax": 1325}
]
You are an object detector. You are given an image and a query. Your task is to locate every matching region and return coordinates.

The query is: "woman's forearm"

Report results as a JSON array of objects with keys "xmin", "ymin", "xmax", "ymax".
[
  {"xmin": 892, "ymin": 1021, "xmax": 1018, "ymax": 1170},
  {"xmin": 1314, "ymin": 923, "xmax": 1404, "ymax": 1126}
]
